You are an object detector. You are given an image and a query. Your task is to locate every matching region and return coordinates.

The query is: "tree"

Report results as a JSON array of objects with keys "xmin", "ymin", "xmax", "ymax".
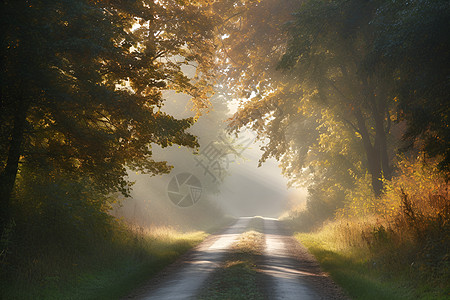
[
  {"xmin": 219, "ymin": 0, "xmax": 397, "ymax": 197},
  {"xmin": 370, "ymin": 0, "xmax": 450, "ymax": 172},
  {"xmin": 278, "ymin": 0, "xmax": 398, "ymax": 197},
  {"xmin": 0, "ymin": 0, "xmax": 216, "ymax": 230}
]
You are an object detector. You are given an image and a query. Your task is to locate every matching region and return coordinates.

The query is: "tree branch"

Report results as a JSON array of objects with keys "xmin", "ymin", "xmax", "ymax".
[{"xmin": 342, "ymin": 117, "xmax": 362, "ymax": 135}]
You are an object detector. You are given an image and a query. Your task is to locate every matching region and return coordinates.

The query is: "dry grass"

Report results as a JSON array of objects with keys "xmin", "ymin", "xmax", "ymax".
[
  {"xmin": 287, "ymin": 157, "xmax": 449, "ymax": 299},
  {"xmin": 232, "ymin": 230, "xmax": 265, "ymax": 255},
  {"xmin": 1, "ymin": 221, "xmax": 207, "ymax": 300}
]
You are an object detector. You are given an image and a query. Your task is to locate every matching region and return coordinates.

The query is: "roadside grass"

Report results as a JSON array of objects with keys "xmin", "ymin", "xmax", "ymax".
[
  {"xmin": 1, "ymin": 224, "xmax": 208, "ymax": 300},
  {"xmin": 294, "ymin": 220, "xmax": 449, "ymax": 300},
  {"xmin": 285, "ymin": 158, "xmax": 449, "ymax": 300},
  {"xmin": 198, "ymin": 217, "xmax": 267, "ymax": 300}
]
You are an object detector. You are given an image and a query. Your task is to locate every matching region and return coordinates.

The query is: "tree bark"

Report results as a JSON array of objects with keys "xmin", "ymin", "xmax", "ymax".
[
  {"xmin": 371, "ymin": 91, "xmax": 392, "ymax": 181},
  {"xmin": 354, "ymin": 109, "xmax": 383, "ymax": 197},
  {"xmin": 0, "ymin": 98, "xmax": 29, "ymax": 231},
  {"xmin": 357, "ymin": 78, "xmax": 392, "ymax": 196}
]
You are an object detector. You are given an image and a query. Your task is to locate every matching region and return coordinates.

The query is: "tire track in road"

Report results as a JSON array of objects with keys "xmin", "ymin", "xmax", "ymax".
[
  {"xmin": 262, "ymin": 218, "xmax": 348, "ymax": 300},
  {"xmin": 262, "ymin": 218, "xmax": 319, "ymax": 299}
]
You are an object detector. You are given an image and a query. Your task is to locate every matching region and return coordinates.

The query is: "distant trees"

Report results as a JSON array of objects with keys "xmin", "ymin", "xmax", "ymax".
[
  {"xmin": 220, "ymin": 0, "xmax": 393, "ymax": 196},
  {"xmin": 0, "ymin": 0, "xmax": 217, "ymax": 231}
]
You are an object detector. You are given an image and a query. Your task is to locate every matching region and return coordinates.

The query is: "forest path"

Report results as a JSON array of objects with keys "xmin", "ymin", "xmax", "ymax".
[
  {"xmin": 124, "ymin": 217, "xmax": 347, "ymax": 300},
  {"xmin": 261, "ymin": 218, "xmax": 347, "ymax": 300}
]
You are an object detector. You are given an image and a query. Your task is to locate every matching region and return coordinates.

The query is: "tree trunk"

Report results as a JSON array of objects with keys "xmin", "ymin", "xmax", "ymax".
[
  {"xmin": 354, "ymin": 109, "xmax": 384, "ymax": 197},
  {"xmin": 357, "ymin": 79, "xmax": 392, "ymax": 197},
  {"xmin": 0, "ymin": 98, "xmax": 28, "ymax": 231},
  {"xmin": 372, "ymin": 95, "xmax": 392, "ymax": 181}
]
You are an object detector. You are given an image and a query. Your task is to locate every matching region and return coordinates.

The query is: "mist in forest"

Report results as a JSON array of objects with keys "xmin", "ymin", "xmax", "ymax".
[
  {"xmin": 113, "ymin": 87, "xmax": 306, "ymax": 229},
  {"xmin": 2, "ymin": 1, "xmax": 448, "ymax": 298}
]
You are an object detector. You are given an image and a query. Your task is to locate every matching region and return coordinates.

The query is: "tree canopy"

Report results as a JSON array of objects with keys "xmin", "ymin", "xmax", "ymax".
[
  {"xmin": 218, "ymin": 0, "xmax": 449, "ymax": 217},
  {"xmin": 1, "ymin": 0, "xmax": 449, "ymax": 231},
  {"xmin": 0, "ymin": 0, "xmax": 217, "ymax": 229},
  {"xmin": 370, "ymin": 0, "xmax": 450, "ymax": 171}
]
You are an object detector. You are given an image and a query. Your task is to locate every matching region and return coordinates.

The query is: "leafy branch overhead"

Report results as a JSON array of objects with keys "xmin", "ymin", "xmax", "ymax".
[
  {"xmin": 0, "ymin": 0, "xmax": 217, "ymax": 227},
  {"xmin": 216, "ymin": 0, "xmax": 450, "ymax": 202}
]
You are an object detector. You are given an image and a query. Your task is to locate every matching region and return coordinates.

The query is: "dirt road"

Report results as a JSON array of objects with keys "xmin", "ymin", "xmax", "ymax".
[{"xmin": 125, "ymin": 217, "xmax": 347, "ymax": 300}]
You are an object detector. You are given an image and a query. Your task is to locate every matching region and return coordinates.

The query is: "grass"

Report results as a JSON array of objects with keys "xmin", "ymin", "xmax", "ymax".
[
  {"xmin": 1, "ymin": 224, "xmax": 208, "ymax": 300},
  {"xmin": 198, "ymin": 217, "xmax": 267, "ymax": 300},
  {"xmin": 293, "ymin": 220, "xmax": 450, "ymax": 300}
]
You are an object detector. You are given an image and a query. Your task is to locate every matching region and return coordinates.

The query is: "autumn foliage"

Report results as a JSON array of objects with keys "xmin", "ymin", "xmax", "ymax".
[{"xmin": 341, "ymin": 156, "xmax": 449, "ymax": 276}]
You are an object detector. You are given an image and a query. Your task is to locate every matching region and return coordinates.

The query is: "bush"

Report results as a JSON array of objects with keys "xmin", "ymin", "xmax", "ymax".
[
  {"xmin": 285, "ymin": 155, "xmax": 449, "ymax": 293},
  {"xmin": 1, "ymin": 164, "xmax": 119, "ymax": 282},
  {"xmin": 340, "ymin": 155, "xmax": 449, "ymax": 280}
]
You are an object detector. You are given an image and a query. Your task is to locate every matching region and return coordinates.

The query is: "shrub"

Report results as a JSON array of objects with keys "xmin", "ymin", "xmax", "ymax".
[{"xmin": 341, "ymin": 155, "xmax": 449, "ymax": 279}]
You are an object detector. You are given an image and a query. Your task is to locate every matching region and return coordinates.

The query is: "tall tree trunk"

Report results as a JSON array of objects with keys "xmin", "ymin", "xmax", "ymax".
[
  {"xmin": 376, "ymin": 114, "xmax": 392, "ymax": 180},
  {"xmin": 354, "ymin": 109, "xmax": 383, "ymax": 197},
  {"xmin": 372, "ymin": 94, "xmax": 392, "ymax": 181},
  {"xmin": 0, "ymin": 98, "xmax": 28, "ymax": 232},
  {"xmin": 357, "ymin": 79, "xmax": 392, "ymax": 196}
]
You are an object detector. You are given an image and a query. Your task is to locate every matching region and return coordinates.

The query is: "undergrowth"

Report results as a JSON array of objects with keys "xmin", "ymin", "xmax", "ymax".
[
  {"xmin": 0, "ymin": 220, "xmax": 207, "ymax": 300},
  {"xmin": 0, "ymin": 165, "xmax": 228, "ymax": 299},
  {"xmin": 286, "ymin": 156, "xmax": 449, "ymax": 299}
]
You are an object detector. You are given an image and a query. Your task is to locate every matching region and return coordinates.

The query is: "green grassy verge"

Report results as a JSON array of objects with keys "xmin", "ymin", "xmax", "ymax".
[
  {"xmin": 1, "ymin": 226, "xmax": 207, "ymax": 300},
  {"xmin": 295, "ymin": 229, "xmax": 449, "ymax": 300},
  {"xmin": 198, "ymin": 217, "xmax": 266, "ymax": 300}
]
